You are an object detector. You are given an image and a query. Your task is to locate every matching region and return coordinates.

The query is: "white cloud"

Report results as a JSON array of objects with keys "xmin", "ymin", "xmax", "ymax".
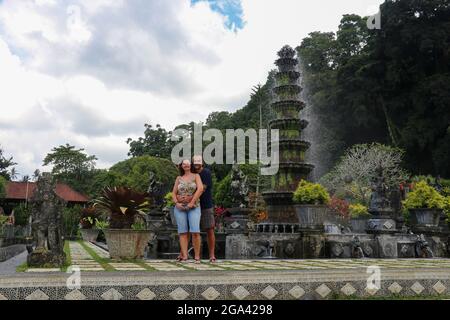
[{"xmin": 0, "ymin": 0, "xmax": 384, "ymax": 177}]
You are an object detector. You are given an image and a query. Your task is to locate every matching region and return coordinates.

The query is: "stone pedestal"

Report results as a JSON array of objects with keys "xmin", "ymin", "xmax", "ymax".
[
  {"xmin": 226, "ymin": 234, "xmax": 250, "ymax": 259},
  {"xmin": 224, "ymin": 208, "xmax": 250, "ymax": 234},
  {"xmin": 27, "ymin": 248, "xmax": 66, "ymax": 267},
  {"xmin": 366, "ymin": 218, "xmax": 397, "ymax": 234}
]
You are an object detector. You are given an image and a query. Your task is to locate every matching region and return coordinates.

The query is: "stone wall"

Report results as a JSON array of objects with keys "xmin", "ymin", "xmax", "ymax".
[{"xmin": 0, "ymin": 244, "xmax": 26, "ymax": 262}]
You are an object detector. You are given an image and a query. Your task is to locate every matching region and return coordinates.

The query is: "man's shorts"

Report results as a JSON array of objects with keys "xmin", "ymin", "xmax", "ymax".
[{"xmin": 200, "ymin": 208, "xmax": 215, "ymax": 231}]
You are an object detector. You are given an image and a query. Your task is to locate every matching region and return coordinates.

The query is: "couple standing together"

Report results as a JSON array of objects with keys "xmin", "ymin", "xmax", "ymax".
[{"xmin": 171, "ymin": 155, "xmax": 216, "ymax": 263}]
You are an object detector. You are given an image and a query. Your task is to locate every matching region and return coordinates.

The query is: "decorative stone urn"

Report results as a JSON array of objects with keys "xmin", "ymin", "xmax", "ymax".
[
  {"xmin": 104, "ymin": 229, "xmax": 152, "ymax": 259},
  {"xmin": 80, "ymin": 229, "xmax": 100, "ymax": 242},
  {"xmin": 409, "ymin": 208, "xmax": 442, "ymax": 232},
  {"xmin": 294, "ymin": 205, "xmax": 327, "ymax": 230}
]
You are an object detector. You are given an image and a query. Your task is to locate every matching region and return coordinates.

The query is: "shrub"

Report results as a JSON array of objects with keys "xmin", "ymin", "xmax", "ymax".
[
  {"xmin": 349, "ymin": 204, "xmax": 370, "ymax": 218},
  {"xmin": 63, "ymin": 205, "xmax": 82, "ymax": 238},
  {"xmin": 403, "ymin": 181, "xmax": 447, "ymax": 211},
  {"xmin": 293, "ymin": 180, "xmax": 330, "ymax": 205},
  {"xmin": 12, "ymin": 203, "xmax": 31, "ymax": 226},
  {"xmin": 164, "ymin": 192, "xmax": 175, "ymax": 207},
  {"xmin": 328, "ymin": 196, "xmax": 350, "ymax": 219},
  {"xmin": 213, "ymin": 174, "xmax": 233, "ymax": 208}
]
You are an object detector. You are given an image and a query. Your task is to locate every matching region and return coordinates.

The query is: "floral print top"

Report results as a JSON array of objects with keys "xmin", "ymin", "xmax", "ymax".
[{"xmin": 177, "ymin": 176, "xmax": 200, "ymax": 205}]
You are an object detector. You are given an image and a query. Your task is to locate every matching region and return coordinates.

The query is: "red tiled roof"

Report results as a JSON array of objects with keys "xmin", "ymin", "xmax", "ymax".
[{"xmin": 4, "ymin": 181, "xmax": 89, "ymax": 203}]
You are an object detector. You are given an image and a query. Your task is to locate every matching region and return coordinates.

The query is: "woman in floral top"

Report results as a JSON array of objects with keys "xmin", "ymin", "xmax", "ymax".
[{"xmin": 172, "ymin": 159, "xmax": 203, "ymax": 263}]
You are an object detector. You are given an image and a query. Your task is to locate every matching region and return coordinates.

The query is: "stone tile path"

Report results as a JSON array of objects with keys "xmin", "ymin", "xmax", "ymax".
[{"xmin": 20, "ymin": 241, "xmax": 450, "ymax": 274}]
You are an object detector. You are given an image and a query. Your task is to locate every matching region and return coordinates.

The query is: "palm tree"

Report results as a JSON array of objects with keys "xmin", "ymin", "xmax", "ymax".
[
  {"xmin": 32, "ymin": 169, "xmax": 40, "ymax": 181},
  {"xmin": 10, "ymin": 167, "xmax": 18, "ymax": 181}
]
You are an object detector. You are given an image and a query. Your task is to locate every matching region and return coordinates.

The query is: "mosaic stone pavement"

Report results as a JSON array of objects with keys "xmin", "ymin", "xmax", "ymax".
[
  {"xmin": 3, "ymin": 241, "xmax": 450, "ymax": 300},
  {"xmin": 20, "ymin": 241, "xmax": 450, "ymax": 273}
]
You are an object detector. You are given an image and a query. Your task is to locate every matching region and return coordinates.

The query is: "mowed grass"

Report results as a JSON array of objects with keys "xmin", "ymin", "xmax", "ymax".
[{"xmin": 77, "ymin": 240, "xmax": 115, "ymax": 271}]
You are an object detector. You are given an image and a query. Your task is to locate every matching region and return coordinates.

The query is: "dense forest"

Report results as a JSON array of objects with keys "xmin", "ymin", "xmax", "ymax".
[{"xmin": 128, "ymin": 0, "xmax": 450, "ymax": 180}]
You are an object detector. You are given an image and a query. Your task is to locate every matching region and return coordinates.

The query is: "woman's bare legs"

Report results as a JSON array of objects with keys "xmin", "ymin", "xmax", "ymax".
[
  {"xmin": 179, "ymin": 233, "xmax": 189, "ymax": 260},
  {"xmin": 191, "ymin": 233, "xmax": 201, "ymax": 260}
]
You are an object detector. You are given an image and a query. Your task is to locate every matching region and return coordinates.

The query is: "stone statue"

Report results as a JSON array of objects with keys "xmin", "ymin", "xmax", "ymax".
[
  {"xmin": 351, "ymin": 236, "xmax": 364, "ymax": 258},
  {"xmin": 27, "ymin": 173, "xmax": 66, "ymax": 267},
  {"xmin": 147, "ymin": 171, "xmax": 164, "ymax": 210},
  {"xmin": 230, "ymin": 164, "xmax": 249, "ymax": 208},
  {"xmin": 415, "ymin": 234, "xmax": 434, "ymax": 258},
  {"xmin": 368, "ymin": 165, "xmax": 392, "ymax": 215}
]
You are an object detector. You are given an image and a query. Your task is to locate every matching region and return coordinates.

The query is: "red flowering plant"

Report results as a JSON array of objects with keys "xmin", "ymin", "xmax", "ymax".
[
  {"xmin": 248, "ymin": 192, "xmax": 268, "ymax": 223},
  {"xmin": 327, "ymin": 196, "xmax": 350, "ymax": 219},
  {"xmin": 214, "ymin": 206, "xmax": 227, "ymax": 231}
]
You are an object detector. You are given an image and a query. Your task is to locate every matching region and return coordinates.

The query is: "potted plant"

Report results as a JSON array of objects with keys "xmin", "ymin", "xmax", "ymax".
[
  {"xmin": 164, "ymin": 192, "xmax": 177, "ymax": 226},
  {"xmin": 403, "ymin": 181, "xmax": 447, "ymax": 230},
  {"xmin": 349, "ymin": 204, "xmax": 370, "ymax": 233},
  {"xmin": 79, "ymin": 207, "xmax": 101, "ymax": 242},
  {"xmin": 94, "ymin": 186, "xmax": 152, "ymax": 259},
  {"xmin": 293, "ymin": 180, "xmax": 330, "ymax": 229}
]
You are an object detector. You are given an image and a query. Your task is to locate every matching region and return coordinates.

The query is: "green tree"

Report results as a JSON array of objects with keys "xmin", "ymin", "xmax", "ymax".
[
  {"xmin": 0, "ymin": 146, "xmax": 17, "ymax": 180},
  {"xmin": 127, "ymin": 124, "xmax": 174, "ymax": 158},
  {"xmin": 43, "ymin": 144, "xmax": 97, "ymax": 193},
  {"xmin": 297, "ymin": 1, "xmax": 450, "ymax": 178},
  {"xmin": 109, "ymin": 156, "xmax": 178, "ymax": 194}
]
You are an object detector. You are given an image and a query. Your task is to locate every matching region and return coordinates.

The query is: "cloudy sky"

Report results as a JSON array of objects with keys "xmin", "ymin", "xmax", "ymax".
[{"xmin": 0, "ymin": 0, "xmax": 383, "ymax": 178}]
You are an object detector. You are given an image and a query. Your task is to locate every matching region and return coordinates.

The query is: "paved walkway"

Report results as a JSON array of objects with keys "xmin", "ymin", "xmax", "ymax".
[
  {"xmin": 2, "ymin": 241, "xmax": 450, "ymax": 300},
  {"xmin": 19, "ymin": 241, "xmax": 450, "ymax": 273},
  {"xmin": 0, "ymin": 251, "xmax": 27, "ymax": 276}
]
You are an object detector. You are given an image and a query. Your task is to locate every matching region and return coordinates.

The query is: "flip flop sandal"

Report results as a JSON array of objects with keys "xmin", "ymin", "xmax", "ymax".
[{"xmin": 209, "ymin": 257, "xmax": 217, "ymax": 263}]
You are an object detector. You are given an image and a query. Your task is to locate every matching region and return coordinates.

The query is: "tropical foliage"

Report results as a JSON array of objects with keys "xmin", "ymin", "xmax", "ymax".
[
  {"xmin": 293, "ymin": 180, "xmax": 330, "ymax": 205},
  {"xmin": 94, "ymin": 187, "xmax": 151, "ymax": 229},
  {"xmin": 349, "ymin": 204, "xmax": 370, "ymax": 218},
  {"xmin": 403, "ymin": 181, "xmax": 449, "ymax": 212},
  {"xmin": 80, "ymin": 207, "xmax": 101, "ymax": 229}
]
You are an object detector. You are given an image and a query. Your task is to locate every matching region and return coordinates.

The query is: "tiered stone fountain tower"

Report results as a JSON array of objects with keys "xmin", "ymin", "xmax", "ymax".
[{"xmin": 263, "ymin": 45, "xmax": 314, "ymax": 223}]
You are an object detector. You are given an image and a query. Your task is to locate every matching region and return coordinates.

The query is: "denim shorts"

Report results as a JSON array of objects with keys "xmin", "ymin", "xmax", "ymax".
[{"xmin": 174, "ymin": 206, "xmax": 201, "ymax": 234}]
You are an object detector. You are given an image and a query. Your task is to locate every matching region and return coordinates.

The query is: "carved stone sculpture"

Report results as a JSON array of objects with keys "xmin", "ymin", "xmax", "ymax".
[
  {"xmin": 230, "ymin": 164, "xmax": 249, "ymax": 208},
  {"xmin": 27, "ymin": 173, "xmax": 66, "ymax": 267}
]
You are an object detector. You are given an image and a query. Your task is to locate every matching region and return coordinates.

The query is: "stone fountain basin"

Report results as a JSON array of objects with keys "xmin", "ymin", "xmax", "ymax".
[
  {"xmin": 409, "ymin": 208, "xmax": 442, "ymax": 227},
  {"xmin": 294, "ymin": 205, "xmax": 327, "ymax": 229}
]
